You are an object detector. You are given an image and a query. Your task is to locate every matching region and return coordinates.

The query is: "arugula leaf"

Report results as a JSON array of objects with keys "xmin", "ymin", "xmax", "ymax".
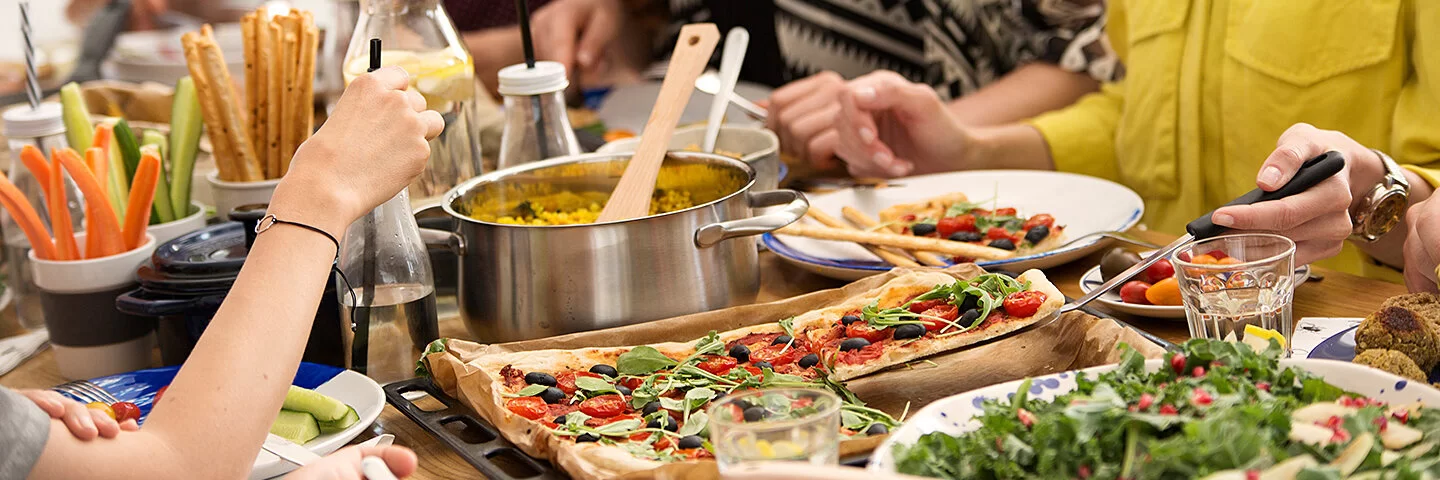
[
  {"xmin": 778, "ymin": 317, "xmax": 797, "ymax": 354},
  {"xmin": 685, "ymin": 388, "xmax": 717, "ymax": 410},
  {"xmin": 659, "ymin": 397, "xmax": 687, "ymax": 412},
  {"xmin": 575, "ymin": 376, "xmax": 616, "ymax": 393},
  {"xmin": 508, "ymin": 384, "xmax": 547, "ymax": 397},
  {"xmin": 617, "ymin": 346, "xmax": 677, "ymax": 375},
  {"xmin": 678, "ymin": 411, "xmax": 708, "ymax": 437},
  {"xmin": 594, "ymin": 419, "xmax": 643, "ymax": 436}
]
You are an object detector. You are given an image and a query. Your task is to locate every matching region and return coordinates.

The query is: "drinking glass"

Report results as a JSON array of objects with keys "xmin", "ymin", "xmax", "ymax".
[
  {"xmin": 1173, "ymin": 233, "xmax": 1297, "ymax": 355},
  {"xmin": 707, "ymin": 388, "xmax": 841, "ymax": 472}
]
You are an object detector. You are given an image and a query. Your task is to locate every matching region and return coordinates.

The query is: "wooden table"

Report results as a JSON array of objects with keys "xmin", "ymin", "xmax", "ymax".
[{"xmin": 0, "ymin": 230, "xmax": 1405, "ymax": 478}]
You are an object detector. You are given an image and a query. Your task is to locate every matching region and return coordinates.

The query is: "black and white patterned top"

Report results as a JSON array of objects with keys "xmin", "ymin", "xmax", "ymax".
[{"xmin": 663, "ymin": 0, "xmax": 1123, "ymax": 99}]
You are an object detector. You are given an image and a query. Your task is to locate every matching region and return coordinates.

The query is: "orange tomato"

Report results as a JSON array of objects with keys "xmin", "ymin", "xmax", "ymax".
[
  {"xmin": 86, "ymin": 402, "xmax": 116, "ymax": 420},
  {"xmin": 1217, "ymin": 257, "xmax": 1242, "ymax": 265},
  {"xmin": 1145, "ymin": 277, "xmax": 1184, "ymax": 306},
  {"xmin": 1190, "ymin": 254, "xmax": 1219, "ymax": 265}
]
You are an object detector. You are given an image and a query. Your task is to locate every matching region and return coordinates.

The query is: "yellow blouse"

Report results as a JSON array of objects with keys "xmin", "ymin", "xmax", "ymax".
[{"xmin": 1029, "ymin": 0, "xmax": 1440, "ymax": 281}]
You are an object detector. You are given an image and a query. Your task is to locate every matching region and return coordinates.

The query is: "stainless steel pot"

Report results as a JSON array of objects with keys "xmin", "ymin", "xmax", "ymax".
[{"xmin": 421, "ymin": 151, "xmax": 808, "ymax": 343}]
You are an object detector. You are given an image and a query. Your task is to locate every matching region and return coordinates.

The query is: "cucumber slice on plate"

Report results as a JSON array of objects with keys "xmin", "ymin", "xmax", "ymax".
[
  {"xmin": 318, "ymin": 406, "xmax": 359, "ymax": 434},
  {"xmin": 270, "ymin": 409, "xmax": 320, "ymax": 445},
  {"xmin": 282, "ymin": 385, "xmax": 350, "ymax": 422}
]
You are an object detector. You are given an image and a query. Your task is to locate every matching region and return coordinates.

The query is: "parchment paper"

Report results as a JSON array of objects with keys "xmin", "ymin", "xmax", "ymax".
[{"xmin": 426, "ymin": 265, "xmax": 1166, "ymax": 479}]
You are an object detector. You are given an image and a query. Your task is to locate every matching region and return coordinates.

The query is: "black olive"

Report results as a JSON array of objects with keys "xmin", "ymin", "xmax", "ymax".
[
  {"xmin": 642, "ymin": 401, "xmax": 662, "ymax": 416},
  {"xmin": 678, "ymin": 435, "xmax": 705, "ymax": 449},
  {"xmin": 743, "ymin": 406, "xmax": 768, "ymax": 422},
  {"xmin": 554, "ymin": 414, "xmax": 568, "ymax": 424},
  {"xmin": 577, "ymin": 433, "xmax": 600, "ymax": 443},
  {"xmin": 893, "ymin": 324, "xmax": 925, "ymax": 340},
  {"xmin": 729, "ymin": 344, "xmax": 751, "ymax": 363},
  {"xmin": 839, "ymin": 338, "xmax": 871, "ymax": 351},
  {"xmin": 539, "ymin": 386, "xmax": 566, "ymax": 404},
  {"xmin": 798, "ymin": 353, "xmax": 820, "ymax": 368},
  {"xmin": 648, "ymin": 415, "xmax": 679, "ymax": 432},
  {"xmin": 772, "ymin": 335, "xmax": 793, "ymax": 345},
  {"xmin": 865, "ymin": 423, "xmax": 889, "ymax": 436},
  {"xmin": 949, "ymin": 231, "xmax": 983, "ymax": 242},
  {"xmin": 753, "ymin": 361, "xmax": 773, "ymax": 370},
  {"xmin": 988, "ymin": 238, "xmax": 1016, "ymax": 251},
  {"xmin": 958, "ymin": 294, "xmax": 980, "ymax": 312},
  {"xmin": 524, "ymin": 372, "xmax": 557, "ymax": 386},
  {"xmin": 910, "ymin": 223, "xmax": 937, "ymax": 236},
  {"xmin": 732, "ymin": 399, "xmax": 754, "ymax": 411},
  {"xmin": 589, "ymin": 364, "xmax": 618, "ymax": 377},
  {"xmin": 840, "ymin": 315, "xmax": 861, "ymax": 325},
  {"xmin": 616, "ymin": 386, "xmax": 632, "ymax": 396},
  {"xmin": 1024, "ymin": 225, "xmax": 1050, "ymax": 244},
  {"xmin": 960, "ymin": 309, "xmax": 981, "ymax": 325}
]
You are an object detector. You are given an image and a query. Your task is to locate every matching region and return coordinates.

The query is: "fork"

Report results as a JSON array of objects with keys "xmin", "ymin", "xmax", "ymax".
[
  {"xmin": 1056, "ymin": 231, "xmax": 1162, "ymax": 250},
  {"xmin": 52, "ymin": 380, "xmax": 120, "ymax": 405}
]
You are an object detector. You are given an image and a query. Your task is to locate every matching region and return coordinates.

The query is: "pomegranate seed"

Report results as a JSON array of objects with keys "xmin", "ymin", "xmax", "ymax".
[
  {"xmin": 1190, "ymin": 388, "xmax": 1213, "ymax": 406},
  {"xmin": 1078, "ymin": 464, "xmax": 1092, "ymax": 479},
  {"xmin": 1137, "ymin": 393, "xmax": 1155, "ymax": 410},
  {"xmin": 1017, "ymin": 408, "xmax": 1036, "ymax": 428},
  {"xmin": 1375, "ymin": 416, "xmax": 1389, "ymax": 432},
  {"xmin": 1393, "ymin": 410, "xmax": 1411, "ymax": 424},
  {"xmin": 1255, "ymin": 382, "xmax": 1271, "ymax": 392},
  {"xmin": 1331, "ymin": 429, "xmax": 1351, "ymax": 443},
  {"xmin": 1192, "ymin": 366, "xmax": 1206, "ymax": 378},
  {"xmin": 1170, "ymin": 354, "xmax": 1187, "ymax": 375},
  {"xmin": 1323, "ymin": 416, "xmax": 1343, "ymax": 429},
  {"xmin": 1246, "ymin": 471, "xmax": 1260, "ymax": 480},
  {"xmin": 1160, "ymin": 404, "xmax": 1178, "ymax": 415}
]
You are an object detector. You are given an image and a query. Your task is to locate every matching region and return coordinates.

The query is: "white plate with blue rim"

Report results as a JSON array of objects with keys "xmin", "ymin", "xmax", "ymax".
[
  {"xmin": 867, "ymin": 358, "xmax": 1440, "ymax": 474},
  {"xmin": 1077, "ymin": 256, "xmax": 1311, "ymax": 320},
  {"xmin": 763, "ymin": 170, "xmax": 1145, "ymax": 280},
  {"xmin": 59, "ymin": 362, "xmax": 384, "ymax": 479}
]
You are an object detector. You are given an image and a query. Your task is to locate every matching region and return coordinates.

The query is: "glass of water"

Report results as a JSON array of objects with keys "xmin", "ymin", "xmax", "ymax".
[
  {"xmin": 707, "ymin": 388, "xmax": 841, "ymax": 472},
  {"xmin": 1173, "ymin": 233, "xmax": 1298, "ymax": 355}
]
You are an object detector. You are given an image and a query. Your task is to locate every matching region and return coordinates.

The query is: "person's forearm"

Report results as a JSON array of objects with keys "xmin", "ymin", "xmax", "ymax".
[
  {"xmin": 1358, "ymin": 169, "xmax": 1434, "ymax": 268},
  {"xmin": 947, "ymin": 63, "xmax": 1099, "ymax": 127},
  {"xmin": 951, "ymin": 123, "xmax": 1057, "ymax": 171},
  {"xmin": 466, "ymin": 27, "xmax": 525, "ymax": 96}
]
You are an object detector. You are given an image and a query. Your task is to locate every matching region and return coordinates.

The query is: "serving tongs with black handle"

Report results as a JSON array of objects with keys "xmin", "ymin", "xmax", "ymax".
[{"xmin": 1061, "ymin": 150, "xmax": 1346, "ymax": 314}]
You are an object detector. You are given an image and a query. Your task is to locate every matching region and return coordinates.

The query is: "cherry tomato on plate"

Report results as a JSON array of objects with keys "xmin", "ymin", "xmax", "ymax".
[
  {"xmin": 579, "ymin": 395, "xmax": 627, "ymax": 418},
  {"xmin": 86, "ymin": 402, "xmax": 116, "ymax": 420},
  {"xmin": 936, "ymin": 215, "xmax": 977, "ymax": 237},
  {"xmin": 1002, "ymin": 290, "xmax": 1047, "ymax": 317},
  {"xmin": 1119, "ymin": 281, "xmax": 1151, "ymax": 304},
  {"xmin": 154, "ymin": 385, "xmax": 169, "ymax": 402},
  {"xmin": 696, "ymin": 355, "xmax": 738, "ymax": 375},
  {"xmin": 111, "ymin": 401, "xmax": 142, "ymax": 423},
  {"xmin": 844, "ymin": 322, "xmax": 890, "ymax": 343},
  {"xmin": 505, "ymin": 397, "xmax": 549, "ymax": 420},
  {"xmin": 1142, "ymin": 259, "xmax": 1175, "ymax": 283},
  {"xmin": 1146, "ymin": 278, "xmax": 1184, "ymax": 306},
  {"xmin": 1021, "ymin": 214, "xmax": 1055, "ymax": 231}
]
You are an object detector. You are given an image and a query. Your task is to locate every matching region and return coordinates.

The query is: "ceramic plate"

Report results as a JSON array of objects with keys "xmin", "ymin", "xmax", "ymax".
[
  {"xmin": 595, "ymin": 80, "xmax": 771, "ymax": 133},
  {"xmin": 1077, "ymin": 261, "xmax": 1311, "ymax": 320},
  {"xmin": 868, "ymin": 358, "xmax": 1440, "ymax": 474},
  {"xmin": 1309, "ymin": 326, "xmax": 1440, "ymax": 384},
  {"xmin": 61, "ymin": 363, "xmax": 384, "ymax": 479},
  {"xmin": 764, "ymin": 170, "xmax": 1145, "ymax": 281}
]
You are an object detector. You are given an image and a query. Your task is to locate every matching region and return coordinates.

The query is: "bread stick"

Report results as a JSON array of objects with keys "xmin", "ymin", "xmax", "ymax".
[
  {"xmin": 181, "ymin": 31, "xmax": 234, "ymax": 180},
  {"xmin": 775, "ymin": 223, "xmax": 1014, "ymax": 260},
  {"xmin": 841, "ymin": 206, "xmax": 950, "ymax": 266},
  {"xmin": 199, "ymin": 27, "xmax": 262, "ymax": 181},
  {"xmin": 806, "ymin": 209, "xmax": 920, "ymax": 267},
  {"xmin": 265, "ymin": 21, "xmax": 284, "ymax": 177}
]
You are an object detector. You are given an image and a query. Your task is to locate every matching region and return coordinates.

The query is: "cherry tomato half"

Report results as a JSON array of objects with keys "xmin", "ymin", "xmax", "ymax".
[
  {"xmin": 579, "ymin": 394, "xmax": 627, "ymax": 418},
  {"xmin": 845, "ymin": 322, "xmax": 891, "ymax": 343},
  {"xmin": 994, "ymin": 207, "xmax": 1018, "ymax": 217},
  {"xmin": 1021, "ymin": 214, "xmax": 1055, "ymax": 231},
  {"xmin": 750, "ymin": 344, "xmax": 804, "ymax": 367},
  {"xmin": 86, "ymin": 402, "xmax": 116, "ymax": 420},
  {"xmin": 557, "ymin": 371, "xmax": 602, "ymax": 394},
  {"xmin": 917, "ymin": 304, "xmax": 960, "ymax": 331},
  {"xmin": 986, "ymin": 227, "xmax": 1012, "ymax": 240},
  {"xmin": 154, "ymin": 385, "xmax": 169, "ymax": 402},
  {"xmin": 505, "ymin": 397, "xmax": 549, "ymax": 420},
  {"xmin": 937, "ymin": 215, "xmax": 977, "ymax": 237},
  {"xmin": 696, "ymin": 355, "xmax": 738, "ymax": 375},
  {"xmin": 111, "ymin": 401, "xmax": 142, "ymax": 423},
  {"xmin": 1003, "ymin": 291, "xmax": 1047, "ymax": 317}
]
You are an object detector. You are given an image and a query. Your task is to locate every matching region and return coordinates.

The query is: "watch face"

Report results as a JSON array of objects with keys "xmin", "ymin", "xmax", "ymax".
[{"xmin": 1365, "ymin": 193, "xmax": 1407, "ymax": 239}]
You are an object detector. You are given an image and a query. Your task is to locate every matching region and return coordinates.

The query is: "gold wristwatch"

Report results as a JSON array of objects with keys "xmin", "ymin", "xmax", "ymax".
[{"xmin": 1351, "ymin": 149, "xmax": 1410, "ymax": 242}]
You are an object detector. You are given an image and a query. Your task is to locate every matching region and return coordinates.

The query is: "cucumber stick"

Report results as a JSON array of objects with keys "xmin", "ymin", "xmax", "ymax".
[
  {"xmin": 270, "ymin": 410, "xmax": 320, "ymax": 445},
  {"xmin": 59, "ymin": 83, "xmax": 94, "ymax": 151},
  {"xmin": 281, "ymin": 386, "xmax": 350, "ymax": 422},
  {"xmin": 106, "ymin": 131, "xmax": 129, "ymax": 220},
  {"xmin": 139, "ymin": 144, "xmax": 175, "ymax": 224},
  {"xmin": 168, "ymin": 77, "xmax": 202, "ymax": 221},
  {"xmin": 142, "ymin": 130, "xmax": 168, "ymax": 162},
  {"xmin": 113, "ymin": 119, "xmax": 142, "ymax": 183}
]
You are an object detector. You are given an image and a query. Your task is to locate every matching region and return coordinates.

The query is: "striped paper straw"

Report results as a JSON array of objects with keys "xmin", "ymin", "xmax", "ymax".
[{"xmin": 20, "ymin": 2, "xmax": 43, "ymax": 109}]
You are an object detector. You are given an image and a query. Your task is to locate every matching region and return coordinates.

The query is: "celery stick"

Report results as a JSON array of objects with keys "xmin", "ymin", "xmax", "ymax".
[
  {"xmin": 113, "ymin": 119, "xmax": 142, "ymax": 182},
  {"xmin": 107, "ymin": 132, "xmax": 129, "ymax": 220},
  {"xmin": 168, "ymin": 77, "xmax": 201, "ymax": 219},
  {"xmin": 59, "ymin": 83, "xmax": 94, "ymax": 151},
  {"xmin": 140, "ymin": 144, "xmax": 175, "ymax": 224}
]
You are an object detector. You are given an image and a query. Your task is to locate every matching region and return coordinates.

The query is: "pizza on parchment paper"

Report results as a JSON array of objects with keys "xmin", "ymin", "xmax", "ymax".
[{"xmin": 422, "ymin": 268, "xmax": 1063, "ymax": 479}]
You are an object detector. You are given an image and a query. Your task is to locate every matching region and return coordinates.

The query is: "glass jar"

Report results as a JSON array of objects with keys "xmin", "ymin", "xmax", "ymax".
[
  {"xmin": 497, "ymin": 61, "xmax": 581, "ymax": 169},
  {"xmin": 343, "ymin": 0, "xmax": 484, "ymax": 202},
  {"xmin": 2, "ymin": 103, "xmax": 86, "ymax": 330}
]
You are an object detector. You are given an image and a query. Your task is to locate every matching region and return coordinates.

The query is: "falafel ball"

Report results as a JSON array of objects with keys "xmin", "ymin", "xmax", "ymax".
[
  {"xmin": 1383, "ymin": 293, "xmax": 1440, "ymax": 331},
  {"xmin": 1356, "ymin": 306, "xmax": 1440, "ymax": 371},
  {"xmin": 1354, "ymin": 349, "xmax": 1430, "ymax": 382}
]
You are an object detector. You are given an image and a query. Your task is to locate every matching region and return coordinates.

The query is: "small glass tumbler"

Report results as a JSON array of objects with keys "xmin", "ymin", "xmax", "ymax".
[
  {"xmin": 707, "ymin": 388, "xmax": 841, "ymax": 472},
  {"xmin": 1173, "ymin": 233, "xmax": 1298, "ymax": 355}
]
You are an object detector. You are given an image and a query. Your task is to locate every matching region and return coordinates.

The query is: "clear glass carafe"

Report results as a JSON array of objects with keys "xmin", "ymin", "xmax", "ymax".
[
  {"xmin": 343, "ymin": 0, "xmax": 484, "ymax": 202},
  {"xmin": 497, "ymin": 61, "xmax": 581, "ymax": 169},
  {"xmin": 2, "ymin": 103, "xmax": 86, "ymax": 330},
  {"xmin": 336, "ymin": 190, "xmax": 439, "ymax": 384}
]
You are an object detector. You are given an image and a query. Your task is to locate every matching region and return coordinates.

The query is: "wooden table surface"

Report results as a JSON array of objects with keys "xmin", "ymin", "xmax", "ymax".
[{"xmin": 0, "ymin": 230, "xmax": 1405, "ymax": 478}]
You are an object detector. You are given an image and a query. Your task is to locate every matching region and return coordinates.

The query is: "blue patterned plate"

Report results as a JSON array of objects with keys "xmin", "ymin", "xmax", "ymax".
[{"xmin": 61, "ymin": 363, "xmax": 384, "ymax": 479}]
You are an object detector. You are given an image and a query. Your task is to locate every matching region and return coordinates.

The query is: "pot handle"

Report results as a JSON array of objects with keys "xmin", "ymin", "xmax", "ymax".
[
  {"xmin": 114, "ymin": 289, "xmax": 219, "ymax": 316},
  {"xmin": 694, "ymin": 189, "xmax": 809, "ymax": 248},
  {"xmin": 419, "ymin": 228, "xmax": 467, "ymax": 256}
]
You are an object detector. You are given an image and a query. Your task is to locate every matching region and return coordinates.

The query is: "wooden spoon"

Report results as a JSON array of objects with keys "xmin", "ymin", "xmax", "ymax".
[{"xmin": 597, "ymin": 24, "xmax": 721, "ymax": 222}]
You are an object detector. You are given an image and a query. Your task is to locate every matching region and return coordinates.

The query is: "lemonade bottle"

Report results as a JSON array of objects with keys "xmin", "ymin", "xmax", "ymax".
[{"xmin": 343, "ymin": 0, "xmax": 484, "ymax": 201}]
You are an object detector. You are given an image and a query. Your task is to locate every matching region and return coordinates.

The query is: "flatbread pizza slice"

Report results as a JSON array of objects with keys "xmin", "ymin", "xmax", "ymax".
[{"xmin": 877, "ymin": 193, "xmax": 1067, "ymax": 258}]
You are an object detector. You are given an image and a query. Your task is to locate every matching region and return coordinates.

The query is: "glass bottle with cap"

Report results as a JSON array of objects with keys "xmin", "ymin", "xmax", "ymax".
[
  {"xmin": 2, "ymin": 103, "xmax": 86, "ymax": 330},
  {"xmin": 497, "ymin": 60, "xmax": 581, "ymax": 169}
]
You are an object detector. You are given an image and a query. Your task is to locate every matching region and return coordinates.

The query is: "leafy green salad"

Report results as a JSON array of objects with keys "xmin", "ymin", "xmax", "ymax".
[{"xmin": 892, "ymin": 339, "xmax": 1440, "ymax": 479}]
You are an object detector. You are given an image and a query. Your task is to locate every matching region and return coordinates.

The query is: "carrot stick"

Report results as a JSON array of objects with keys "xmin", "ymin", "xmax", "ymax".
[
  {"xmin": 47, "ymin": 154, "xmax": 79, "ymax": 260},
  {"xmin": 122, "ymin": 153, "xmax": 161, "ymax": 250},
  {"xmin": 0, "ymin": 176, "xmax": 56, "ymax": 260},
  {"xmin": 55, "ymin": 149, "xmax": 125, "ymax": 257},
  {"xmin": 18, "ymin": 145, "xmax": 52, "ymax": 200},
  {"xmin": 85, "ymin": 147, "xmax": 110, "ymax": 257}
]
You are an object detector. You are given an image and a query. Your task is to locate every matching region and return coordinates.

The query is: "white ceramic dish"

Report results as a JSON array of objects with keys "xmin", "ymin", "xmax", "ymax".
[
  {"xmin": 251, "ymin": 369, "xmax": 385, "ymax": 479},
  {"xmin": 1077, "ymin": 259, "xmax": 1312, "ymax": 320},
  {"xmin": 595, "ymin": 79, "xmax": 771, "ymax": 133},
  {"xmin": 764, "ymin": 170, "xmax": 1145, "ymax": 280},
  {"xmin": 869, "ymin": 358, "xmax": 1440, "ymax": 474}
]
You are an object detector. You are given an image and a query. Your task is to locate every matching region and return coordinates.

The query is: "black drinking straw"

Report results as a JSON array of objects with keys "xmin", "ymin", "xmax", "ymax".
[
  {"xmin": 352, "ymin": 38, "xmax": 384, "ymax": 375},
  {"xmin": 514, "ymin": 0, "xmax": 551, "ymax": 159}
]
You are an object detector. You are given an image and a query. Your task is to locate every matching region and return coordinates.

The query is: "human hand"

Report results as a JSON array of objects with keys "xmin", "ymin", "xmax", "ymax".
[
  {"xmin": 532, "ymin": 0, "xmax": 624, "ymax": 81},
  {"xmin": 766, "ymin": 72, "xmax": 847, "ymax": 170},
  {"xmin": 1210, "ymin": 123, "xmax": 1380, "ymax": 266},
  {"xmin": 272, "ymin": 66, "xmax": 444, "ymax": 236},
  {"xmin": 832, "ymin": 71, "xmax": 966, "ymax": 178},
  {"xmin": 283, "ymin": 445, "xmax": 418, "ymax": 480},
  {"xmin": 1404, "ymin": 198, "xmax": 1440, "ymax": 293},
  {"xmin": 19, "ymin": 389, "xmax": 138, "ymax": 440}
]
